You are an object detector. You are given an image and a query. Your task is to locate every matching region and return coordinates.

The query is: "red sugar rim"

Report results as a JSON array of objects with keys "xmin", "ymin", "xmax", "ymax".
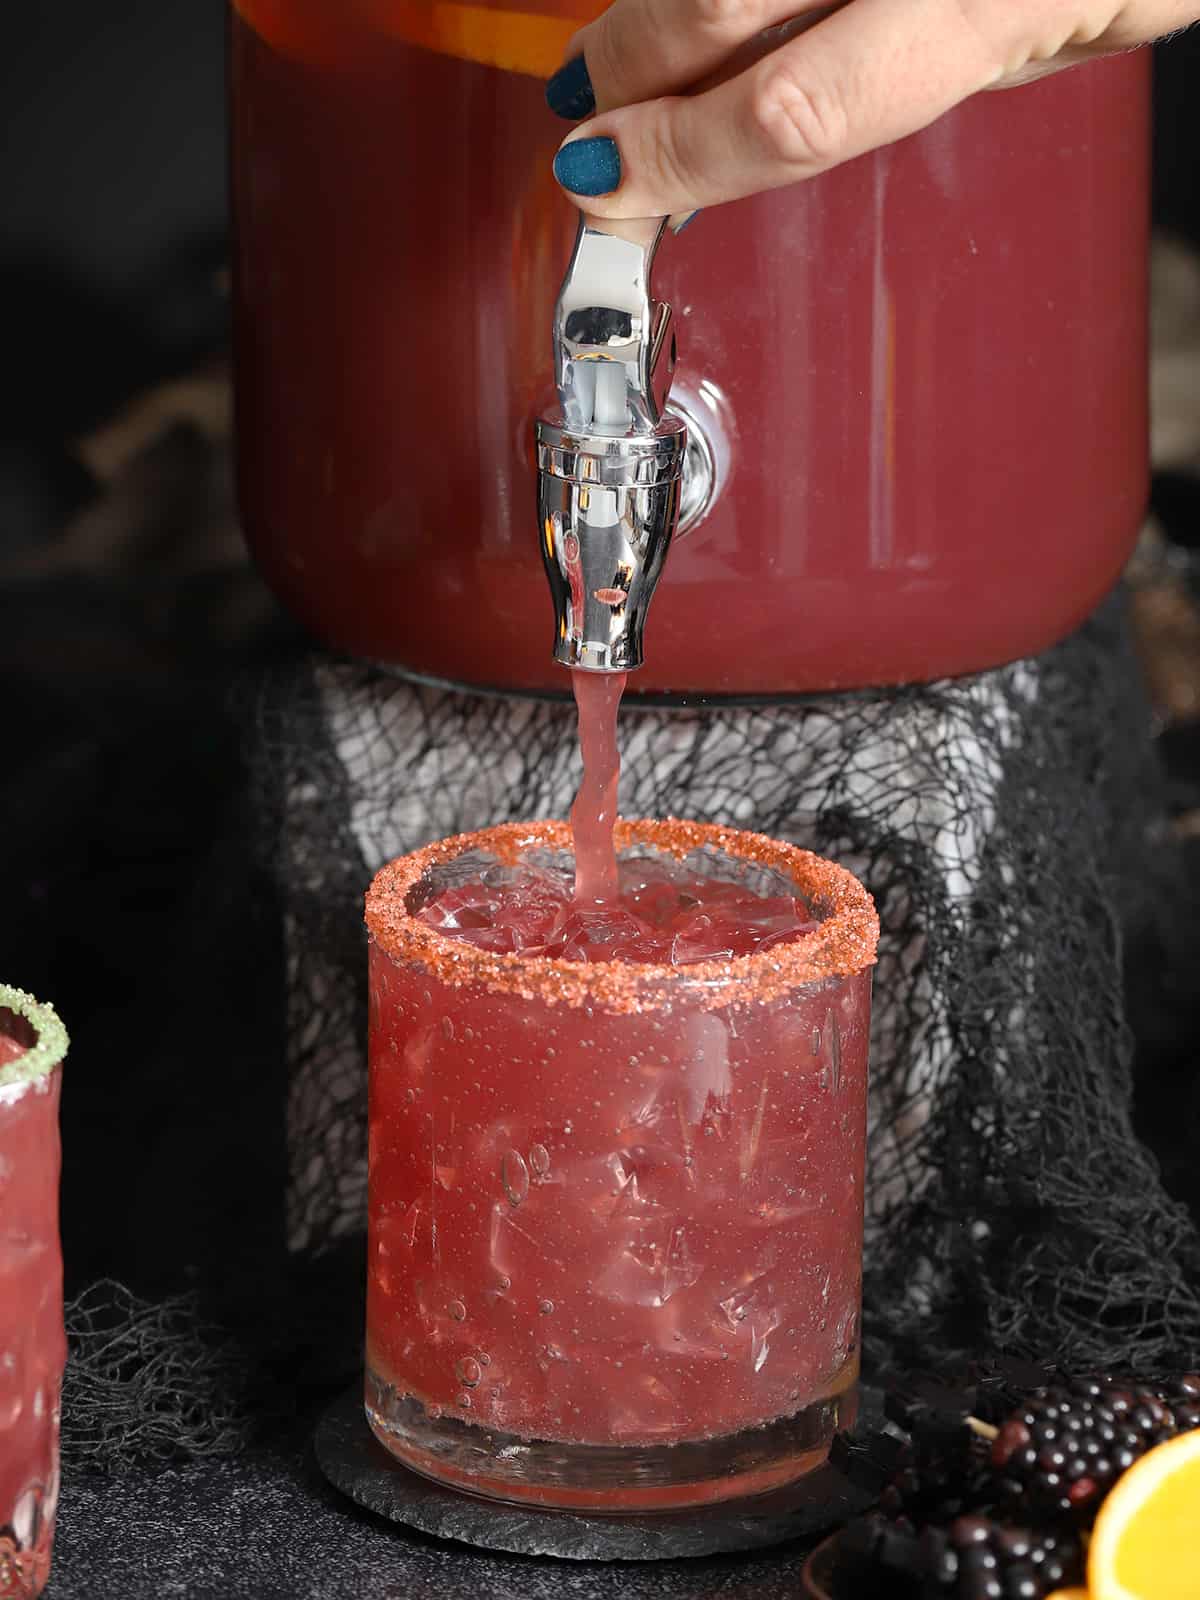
[{"xmin": 365, "ymin": 818, "xmax": 879, "ymax": 1013}]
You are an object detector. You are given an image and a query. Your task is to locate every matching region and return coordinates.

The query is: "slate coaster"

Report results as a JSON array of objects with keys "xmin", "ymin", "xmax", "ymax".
[{"xmin": 315, "ymin": 1385, "xmax": 887, "ymax": 1562}]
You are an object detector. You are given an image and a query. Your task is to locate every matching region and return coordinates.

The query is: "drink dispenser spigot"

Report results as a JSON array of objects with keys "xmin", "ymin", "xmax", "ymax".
[{"xmin": 535, "ymin": 214, "xmax": 688, "ymax": 673}]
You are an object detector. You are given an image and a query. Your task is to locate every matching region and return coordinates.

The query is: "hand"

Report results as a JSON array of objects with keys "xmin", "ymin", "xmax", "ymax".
[{"xmin": 546, "ymin": 0, "xmax": 1197, "ymax": 214}]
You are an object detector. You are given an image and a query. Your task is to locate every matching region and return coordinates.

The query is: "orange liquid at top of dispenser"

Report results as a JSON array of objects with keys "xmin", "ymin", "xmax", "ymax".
[{"xmin": 232, "ymin": 0, "xmax": 596, "ymax": 76}]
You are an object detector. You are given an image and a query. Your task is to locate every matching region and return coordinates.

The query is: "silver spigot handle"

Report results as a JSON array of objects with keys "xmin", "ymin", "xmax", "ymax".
[
  {"xmin": 536, "ymin": 212, "xmax": 687, "ymax": 673},
  {"xmin": 554, "ymin": 214, "xmax": 676, "ymax": 434}
]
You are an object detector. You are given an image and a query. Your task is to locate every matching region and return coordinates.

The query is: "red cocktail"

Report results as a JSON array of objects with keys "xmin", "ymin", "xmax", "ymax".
[
  {"xmin": 365, "ymin": 820, "xmax": 877, "ymax": 1508},
  {"xmin": 0, "ymin": 988, "xmax": 67, "ymax": 1600}
]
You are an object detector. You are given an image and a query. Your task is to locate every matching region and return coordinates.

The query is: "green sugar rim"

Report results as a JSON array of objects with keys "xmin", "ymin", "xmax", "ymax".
[{"xmin": 0, "ymin": 984, "xmax": 69, "ymax": 1090}]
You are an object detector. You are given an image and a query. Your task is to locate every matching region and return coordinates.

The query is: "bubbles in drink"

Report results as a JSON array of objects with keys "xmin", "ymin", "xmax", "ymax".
[{"xmin": 501, "ymin": 1149, "xmax": 530, "ymax": 1207}]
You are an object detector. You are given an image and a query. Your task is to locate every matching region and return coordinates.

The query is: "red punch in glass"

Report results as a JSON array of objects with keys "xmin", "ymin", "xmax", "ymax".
[
  {"xmin": 364, "ymin": 820, "xmax": 878, "ymax": 1510},
  {"xmin": 0, "ymin": 987, "xmax": 67, "ymax": 1599}
]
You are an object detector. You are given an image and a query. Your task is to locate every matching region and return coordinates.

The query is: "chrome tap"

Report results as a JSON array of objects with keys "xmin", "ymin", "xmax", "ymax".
[{"xmin": 535, "ymin": 214, "xmax": 687, "ymax": 673}]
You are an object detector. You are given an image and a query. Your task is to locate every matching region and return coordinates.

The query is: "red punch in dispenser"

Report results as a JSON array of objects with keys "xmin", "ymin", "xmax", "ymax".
[{"xmin": 230, "ymin": 0, "xmax": 1148, "ymax": 697}]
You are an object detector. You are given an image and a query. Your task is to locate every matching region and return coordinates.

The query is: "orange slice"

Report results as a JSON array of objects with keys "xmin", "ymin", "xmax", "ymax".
[{"xmin": 1088, "ymin": 1430, "xmax": 1200, "ymax": 1600}]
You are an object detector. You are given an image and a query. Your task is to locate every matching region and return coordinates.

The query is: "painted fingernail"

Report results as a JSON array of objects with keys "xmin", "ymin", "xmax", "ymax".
[
  {"xmin": 545, "ymin": 54, "xmax": 595, "ymax": 120},
  {"xmin": 671, "ymin": 209, "xmax": 702, "ymax": 235},
  {"xmin": 553, "ymin": 136, "xmax": 621, "ymax": 198}
]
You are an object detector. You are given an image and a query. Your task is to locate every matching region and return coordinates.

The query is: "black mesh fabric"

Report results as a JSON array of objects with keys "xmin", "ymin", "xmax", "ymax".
[
  {"xmin": 61, "ymin": 1281, "xmax": 249, "ymax": 1471},
  {"xmin": 55, "ymin": 595, "xmax": 1200, "ymax": 1474}
]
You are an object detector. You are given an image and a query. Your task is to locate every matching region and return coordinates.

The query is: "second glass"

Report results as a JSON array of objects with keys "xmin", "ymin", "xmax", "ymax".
[
  {"xmin": 0, "ymin": 986, "xmax": 67, "ymax": 1600},
  {"xmin": 364, "ymin": 820, "xmax": 878, "ymax": 1510}
]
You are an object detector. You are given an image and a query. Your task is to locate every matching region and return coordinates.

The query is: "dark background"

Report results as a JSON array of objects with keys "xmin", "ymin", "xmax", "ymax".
[
  {"xmin": 0, "ymin": 2, "xmax": 277, "ymax": 1308},
  {"xmin": 2, "ymin": 2, "xmax": 228, "ymax": 542}
]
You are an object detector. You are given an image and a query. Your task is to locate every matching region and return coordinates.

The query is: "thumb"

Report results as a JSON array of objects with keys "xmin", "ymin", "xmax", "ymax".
[{"xmin": 552, "ymin": 0, "xmax": 1008, "ymax": 214}]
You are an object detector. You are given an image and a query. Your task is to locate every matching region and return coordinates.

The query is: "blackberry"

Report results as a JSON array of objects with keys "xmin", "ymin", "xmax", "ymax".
[
  {"xmin": 878, "ymin": 1435, "xmax": 996, "ymax": 1526},
  {"xmin": 839, "ymin": 1512, "xmax": 1083, "ymax": 1600},
  {"xmin": 837, "ymin": 1511, "xmax": 926, "ymax": 1599},
  {"xmin": 878, "ymin": 1386, "xmax": 998, "ymax": 1526},
  {"xmin": 876, "ymin": 1376, "xmax": 1011, "ymax": 1523},
  {"xmin": 989, "ymin": 1373, "xmax": 1200, "ymax": 1516},
  {"xmin": 919, "ymin": 1516, "xmax": 1085, "ymax": 1600}
]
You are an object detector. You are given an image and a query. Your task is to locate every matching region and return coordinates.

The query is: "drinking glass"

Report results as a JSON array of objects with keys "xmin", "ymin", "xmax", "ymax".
[
  {"xmin": 0, "ymin": 987, "xmax": 67, "ymax": 1599},
  {"xmin": 364, "ymin": 820, "xmax": 877, "ymax": 1510}
]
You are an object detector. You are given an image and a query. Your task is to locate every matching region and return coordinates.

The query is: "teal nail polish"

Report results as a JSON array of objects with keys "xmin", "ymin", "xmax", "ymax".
[
  {"xmin": 553, "ymin": 136, "xmax": 621, "ymax": 198},
  {"xmin": 546, "ymin": 55, "xmax": 595, "ymax": 120}
]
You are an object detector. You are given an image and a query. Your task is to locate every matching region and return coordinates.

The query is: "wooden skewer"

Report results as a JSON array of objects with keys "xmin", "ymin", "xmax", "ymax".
[{"xmin": 967, "ymin": 1416, "xmax": 1000, "ymax": 1442}]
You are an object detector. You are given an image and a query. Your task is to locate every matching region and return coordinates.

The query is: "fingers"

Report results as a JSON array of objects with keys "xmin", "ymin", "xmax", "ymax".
[
  {"xmin": 549, "ymin": 0, "xmax": 838, "ymax": 118},
  {"xmin": 553, "ymin": 0, "xmax": 1008, "ymax": 213}
]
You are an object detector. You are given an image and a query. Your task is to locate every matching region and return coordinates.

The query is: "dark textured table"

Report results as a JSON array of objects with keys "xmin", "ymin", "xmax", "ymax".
[{"xmin": 50, "ymin": 1451, "xmax": 834, "ymax": 1600}]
